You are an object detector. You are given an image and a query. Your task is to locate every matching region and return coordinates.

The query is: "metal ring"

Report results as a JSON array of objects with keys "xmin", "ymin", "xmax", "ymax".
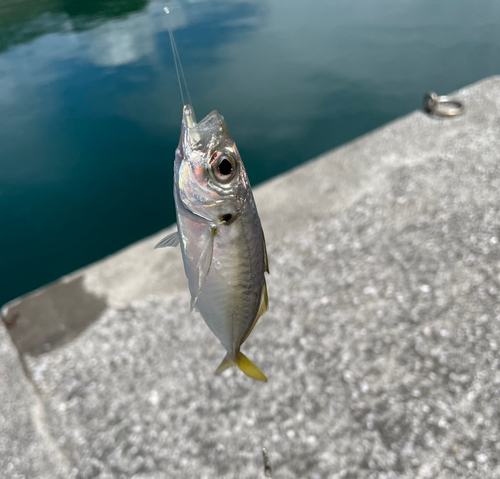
[{"xmin": 423, "ymin": 91, "xmax": 465, "ymax": 117}]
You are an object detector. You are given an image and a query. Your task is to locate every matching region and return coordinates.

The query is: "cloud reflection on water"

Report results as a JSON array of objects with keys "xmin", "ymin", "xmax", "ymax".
[{"xmin": 87, "ymin": 12, "xmax": 156, "ymax": 67}]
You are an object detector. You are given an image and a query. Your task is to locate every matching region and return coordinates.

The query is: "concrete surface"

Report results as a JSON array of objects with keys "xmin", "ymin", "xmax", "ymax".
[
  {"xmin": 0, "ymin": 323, "xmax": 73, "ymax": 479},
  {"xmin": 2, "ymin": 76, "xmax": 500, "ymax": 478}
]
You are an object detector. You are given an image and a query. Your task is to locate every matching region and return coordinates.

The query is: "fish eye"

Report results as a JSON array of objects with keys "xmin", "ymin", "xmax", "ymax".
[
  {"xmin": 218, "ymin": 158, "xmax": 233, "ymax": 176},
  {"xmin": 211, "ymin": 152, "xmax": 237, "ymax": 184}
]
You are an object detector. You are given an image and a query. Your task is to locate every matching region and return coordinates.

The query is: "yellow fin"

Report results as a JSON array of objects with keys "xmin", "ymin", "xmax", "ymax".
[
  {"xmin": 214, "ymin": 352, "xmax": 267, "ymax": 382},
  {"xmin": 236, "ymin": 352, "xmax": 267, "ymax": 382},
  {"xmin": 258, "ymin": 279, "xmax": 269, "ymax": 320},
  {"xmin": 214, "ymin": 354, "xmax": 234, "ymax": 375}
]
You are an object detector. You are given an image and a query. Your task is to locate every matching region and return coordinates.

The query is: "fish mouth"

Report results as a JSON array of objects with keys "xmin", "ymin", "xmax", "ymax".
[
  {"xmin": 182, "ymin": 105, "xmax": 224, "ymax": 134},
  {"xmin": 182, "ymin": 104, "xmax": 197, "ymax": 129},
  {"xmin": 182, "ymin": 105, "xmax": 226, "ymax": 148},
  {"xmin": 196, "ymin": 109, "xmax": 224, "ymax": 131}
]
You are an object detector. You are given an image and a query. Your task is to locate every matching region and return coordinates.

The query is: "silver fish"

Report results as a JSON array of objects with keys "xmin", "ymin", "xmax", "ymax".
[{"xmin": 156, "ymin": 105, "xmax": 269, "ymax": 382}]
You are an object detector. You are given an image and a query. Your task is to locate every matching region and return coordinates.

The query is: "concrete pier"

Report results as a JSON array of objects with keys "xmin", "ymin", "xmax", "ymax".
[{"xmin": 2, "ymin": 76, "xmax": 500, "ymax": 478}]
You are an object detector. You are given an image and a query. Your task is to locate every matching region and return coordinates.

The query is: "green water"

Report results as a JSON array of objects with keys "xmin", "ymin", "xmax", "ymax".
[{"xmin": 1, "ymin": 0, "xmax": 499, "ymax": 306}]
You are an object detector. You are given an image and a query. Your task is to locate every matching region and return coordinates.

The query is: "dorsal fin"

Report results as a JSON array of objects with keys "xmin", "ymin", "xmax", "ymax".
[
  {"xmin": 241, "ymin": 279, "xmax": 268, "ymax": 345},
  {"xmin": 263, "ymin": 230, "xmax": 270, "ymax": 274}
]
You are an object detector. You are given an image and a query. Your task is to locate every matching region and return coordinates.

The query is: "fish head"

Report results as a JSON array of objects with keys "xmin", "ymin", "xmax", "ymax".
[{"xmin": 175, "ymin": 105, "xmax": 250, "ymax": 223}]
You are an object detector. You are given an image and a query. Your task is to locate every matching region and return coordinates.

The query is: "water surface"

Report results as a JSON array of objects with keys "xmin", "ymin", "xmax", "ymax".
[{"xmin": 1, "ymin": 0, "xmax": 499, "ymax": 305}]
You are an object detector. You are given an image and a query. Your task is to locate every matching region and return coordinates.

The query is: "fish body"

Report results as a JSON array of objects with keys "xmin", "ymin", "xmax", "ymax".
[{"xmin": 157, "ymin": 105, "xmax": 269, "ymax": 381}]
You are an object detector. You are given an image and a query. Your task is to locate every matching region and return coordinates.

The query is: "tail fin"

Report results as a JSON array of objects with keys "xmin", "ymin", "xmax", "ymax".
[{"xmin": 214, "ymin": 352, "xmax": 267, "ymax": 382}]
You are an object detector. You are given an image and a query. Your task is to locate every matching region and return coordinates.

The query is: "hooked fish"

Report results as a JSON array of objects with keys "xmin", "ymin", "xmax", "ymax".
[{"xmin": 156, "ymin": 9, "xmax": 269, "ymax": 382}]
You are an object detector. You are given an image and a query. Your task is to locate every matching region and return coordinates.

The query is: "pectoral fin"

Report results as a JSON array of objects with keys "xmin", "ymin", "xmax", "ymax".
[
  {"xmin": 154, "ymin": 230, "xmax": 180, "ymax": 248},
  {"xmin": 175, "ymin": 197, "xmax": 216, "ymax": 310},
  {"xmin": 188, "ymin": 226, "xmax": 216, "ymax": 310}
]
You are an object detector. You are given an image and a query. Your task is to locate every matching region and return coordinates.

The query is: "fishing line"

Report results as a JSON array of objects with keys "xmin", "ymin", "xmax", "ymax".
[{"xmin": 164, "ymin": 6, "xmax": 193, "ymax": 109}]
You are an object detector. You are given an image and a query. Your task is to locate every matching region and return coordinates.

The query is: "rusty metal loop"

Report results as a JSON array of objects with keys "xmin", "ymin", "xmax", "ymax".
[{"xmin": 423, "ymin": 91, "xmax": 465, "ymax": 117}]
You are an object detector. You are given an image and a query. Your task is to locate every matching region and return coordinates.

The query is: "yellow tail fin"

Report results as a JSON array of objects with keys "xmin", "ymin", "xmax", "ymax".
[{"xmin": 214, "ymin": 352, "xmax": 267, "ymax": 382}]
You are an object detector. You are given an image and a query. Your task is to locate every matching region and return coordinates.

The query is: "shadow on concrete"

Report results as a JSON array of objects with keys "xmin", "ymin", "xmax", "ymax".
[{"xmin": 2, "ymin": 276, "xmax": 107, "ymax": 356}]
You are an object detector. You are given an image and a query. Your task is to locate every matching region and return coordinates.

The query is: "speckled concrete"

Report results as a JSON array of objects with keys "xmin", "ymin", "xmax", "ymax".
[
  {"xmin": 0, "ymin": 324, "xmax": 73, "ymax": 479},
  {"xmin": 2, "ymin": 76, "xmax": 500, "ymax": 478}
]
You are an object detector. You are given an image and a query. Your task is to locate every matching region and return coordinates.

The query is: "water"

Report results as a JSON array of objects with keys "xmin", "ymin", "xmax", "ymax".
[{"xmin": 1, "ymin": 0, "xmax": 499, "ymax": 306}]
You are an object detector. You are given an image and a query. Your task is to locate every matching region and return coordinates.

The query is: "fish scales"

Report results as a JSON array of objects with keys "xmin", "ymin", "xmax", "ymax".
[{"xmin": 197, "ymin": 196, "xmax": 265, "ymax": 354}]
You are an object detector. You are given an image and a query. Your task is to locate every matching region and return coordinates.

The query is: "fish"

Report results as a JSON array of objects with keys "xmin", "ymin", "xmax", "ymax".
[
  {"xmin": 157, "ymin": 8, "xmax": 269, "ymax": 382},
  {"xmin": 155, "ymin": 104, "xmax": 269, "ymax": 382}
]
